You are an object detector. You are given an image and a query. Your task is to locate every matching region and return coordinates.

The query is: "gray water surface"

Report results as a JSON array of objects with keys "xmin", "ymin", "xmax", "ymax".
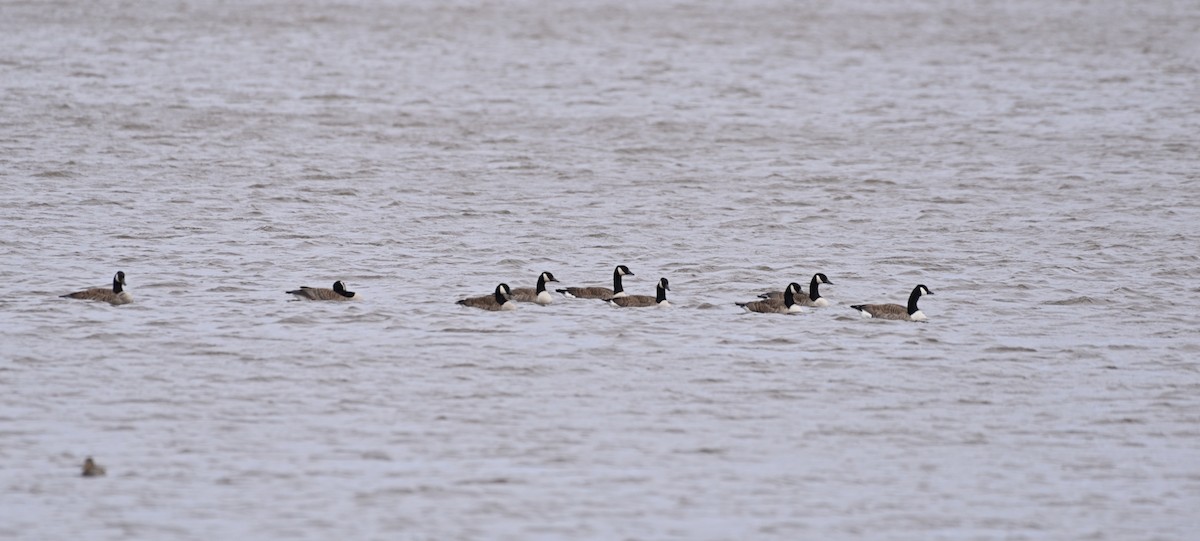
[{"xmin": 2, "ymin": 1, "xmax": 1199, "ymax": 539}]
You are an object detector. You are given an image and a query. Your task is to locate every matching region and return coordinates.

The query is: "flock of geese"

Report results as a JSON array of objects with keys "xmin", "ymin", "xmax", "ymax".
[
  {"xmin": 61, "ymin": 266, "xmax": 935, "ymax": 321},
  {"xmin": 64, "ymin": 268, "xmax": 932, "ymax": 478}
]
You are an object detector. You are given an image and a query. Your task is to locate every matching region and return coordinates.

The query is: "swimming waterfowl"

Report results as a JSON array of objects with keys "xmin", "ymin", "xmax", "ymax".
[
  {"xmin": 286, "ymin": 281, "xmax": 358, "ymax": 300},
  {"xmin": 608, "ymin": 277, "xmax": 670, "ymax": 308},
  {"xmin": 457, "ymin": 283, "xmax": 516, "ymax": 311},
  {"xmin": 556, "ymin": 265, "xmax": 633, "ymax": 299},
  {"xmin": 738, "ymin": 282, "xmax": 805, "ymax": 314},
  {"xmin": 61, "ymin": 271, "xmax": 132, "ymax": 305},
  {"xmin": 758, "ymin": 273, "xmax": 833, "ymax": 307},
  {"xmin": 850, "ymin": 284, "xmax": 933, "ymax": 321},
  {"xmin": 509, "ymin": 271, "xmax": 559, "ymax": 305},
  {"xmin": 81, "ymin": 457, "xmax": 105, "ymax": 477}
]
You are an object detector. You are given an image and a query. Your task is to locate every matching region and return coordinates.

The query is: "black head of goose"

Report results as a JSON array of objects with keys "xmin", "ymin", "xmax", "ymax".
[
  {"xmin": 457, "ymin": 283, "xmax": 516, "ymax": 311},
  {"xmin": 608, "ymin": 277, "xmax": 669, "ymax": 308},
  {"xmin": 287, "ymin": 280, "xmax": 358, "ymax": 301},
  {"xmin": 758, "ymin": 273, "xmax": 832, "ymax": 307},
  {"xmin": 850, "ymin": 284, "xmax": 933, "ymax": 321},
  {"xmin": 61, "ymin": 271, "xmax": 132, "ymax": 305},
  {"xmin": 556, "ymin": 265, "xmax": 633, "ymax": 299},
  {"xmin": 509, "ymin": 271, "xmax": 560, "ymax": 305},
  {"xmin": 738, "ymin": 282, "xmax": 804, "ymax": 314}
]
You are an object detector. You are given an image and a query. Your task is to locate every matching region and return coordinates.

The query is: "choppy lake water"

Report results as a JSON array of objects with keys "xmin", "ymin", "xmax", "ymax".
[{"xmin": 2, "ymin": 0, "xmax": 1199, "ymax": 539}]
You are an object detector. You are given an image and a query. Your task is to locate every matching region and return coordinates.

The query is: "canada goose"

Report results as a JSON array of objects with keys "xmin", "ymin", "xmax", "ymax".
[
  {"xmin": 509, "ymin": 271, "xmax": 559, "ymax": 305},
  {"xmin": 286, "ymin": 281, "xmax": 359, "ymax": 300},
  {"xmin": 556, "ymin": 265, "xmax": 633, "ymax": 299},
  {"xmin": 61, "ymin": 271, "xmax": 132, "ymax": 305},
  {"xmin": 758, "ymin": 273, "xmax": 833, "ymax": 307},
  {"xmin": 81, "ymin": 457, "xmax": 105, "ymax": 477},
  {"xmin": 457, "ymin": 283, "xmax": 516, "ymax": 311},
  {"xmin": 738, "ymin": 282, "xmax": 805, "ymax": 314},
  {"xmin": 850, "ymin": 284, "xmax": 933, "ymax": 321},
  {"xmin": 608, "ymin": 277, "xmax": 670, "ymax": 308}
]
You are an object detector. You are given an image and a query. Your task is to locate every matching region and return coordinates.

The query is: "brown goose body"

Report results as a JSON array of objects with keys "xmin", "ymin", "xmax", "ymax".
[
  {"xmin": 556, "ymin": 265, "xmax": 633, "ymax": 299},
  {"xmin": 851, "ymin": 284, "xmax": 933, "ymax": 321},
  {"xmin": 62, "ymin": 271, "xmax": 132, "ymax": 305},
  {"xmin": 608, "ymin": 277, "xmax": 670, "ymax": 308},
  {"xmin": 738, "ymin": 282, "xmax": 804, "ymax": 314},
  {"xmin": 509, "ymin": 271, "xmax": 559, "ymax": 305},
  {"xmin": 457, "ymin": 283, "xmax": 515, "ymax": 311},
  {"xmin": 758, "ymin": 273, "xmax": 832, "ymax": 307},
  {"xmin": 287, "ymin": 281, "xmax": 358, "ymax": 301}
]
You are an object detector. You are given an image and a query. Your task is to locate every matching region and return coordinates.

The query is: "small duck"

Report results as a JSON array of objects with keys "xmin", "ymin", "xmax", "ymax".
[{"xmin": 81, "ymin": 457, "xmax": 106, "ymax": 477}]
